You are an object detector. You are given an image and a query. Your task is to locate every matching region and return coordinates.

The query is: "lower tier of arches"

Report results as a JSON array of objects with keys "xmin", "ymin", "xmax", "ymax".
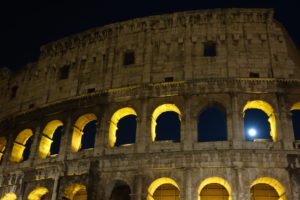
[{"xmin": 0, "ymin": 157, "xmax": 298, "ymax": 200}]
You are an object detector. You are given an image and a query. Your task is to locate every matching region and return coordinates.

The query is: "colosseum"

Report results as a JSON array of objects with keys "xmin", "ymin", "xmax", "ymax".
[{"xmin": 0, "ymin": 8, "xmax": 299, "ymax": 200}]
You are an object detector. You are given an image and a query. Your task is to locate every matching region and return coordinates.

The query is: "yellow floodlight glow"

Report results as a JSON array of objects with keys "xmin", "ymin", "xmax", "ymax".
[
  {"xmin": 291, "ymin": 102, "xmax": 300, "ymax": 110},
  {"xmin": 38, "ymin": 120, "xmax": 63, "ymax": 158},
  {"xmin": 0, "ymin": 192, "xmax": 17, "ymax": 200},
  {"xmin": 147, "ymin": 177, "xmax": 180, "ymax": 200},
  {"xmin": 63, "ymin": 183, "xmax": 87, "ymax": 200},
  {"xmin": 71, "ymin": 113, "xmax": 97, "ymax": 152},
  {"xmin": 251, "ymin": 177, "xmax": 286, "ymax": 200},
  {"xmin": 198, "ymin": 177, "xmax": 232, "ymax": 200},
  {"xmin": 27, "ymin": 187, "xmax": 49, "ymax": 200},
  {"xmin": 108, "ymin": 107, "xmax": 137, "ymax": 147},
  {"xmin": 151, "ymin": 104, "xmax": 181, "ymax": 142},
  {"xmin": 0, "ymin": 137, "xmax": 7, "ymax": 162},
  {"xmin": 10, "ymin": 129, "xmax": 33, "ymax": 162},
  {"xmin": 243, "ymin": 100, "xmax": 277, "ymax": 142}
]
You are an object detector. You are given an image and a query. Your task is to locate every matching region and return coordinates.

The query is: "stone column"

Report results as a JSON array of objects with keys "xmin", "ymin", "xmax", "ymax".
[
  {"xmin": 184, "ymin": 168, "xmax": 192, "ymax": 200},
  {"xmin": 142, "ymin": 32, "xmax": 152, "ymax": 84},
  {"xmin": 183, "ymin": 96, "xmax": 193, "ymax": 151},
  {"xmin": 29, "ymin": 125, "xmax": 41, "ymax": 165},
  {"xmin": 60, "ymin": 115, "xmax": 73, "ymax": 160},
  {"xmin": 136, "ymin": 98, "xmax": 148, "ymax": 153},
  {"xmin": 184, "ymin": 29, "xmax": 193, "ymax": 81},
  {"xmin": 132, "ymin": 174, "xmax": 143, "ymax": 200},
  {"xmin": 277, "ymin": 94, "xmax": 294, "ymax": 149},
  {"xmin": 231, "ymin": 93, "xmax": 244, "ymax": 148},
  {"xmin": 51, "ymin": 176, "xmax": 59, "ymax": 200}
]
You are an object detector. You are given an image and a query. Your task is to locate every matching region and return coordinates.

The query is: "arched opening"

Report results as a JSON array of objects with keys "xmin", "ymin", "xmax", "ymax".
[
  {"xmin": 147, "ymin": 177, "xmax": 180, "ymax": 200},
  {"xmin": 198, "ymin": 106, "xmax": 227, "ymax": 142},
  {"xmin": 291, "ymin": 102, "xmax": 300, "ymax": 140},
  {"xmin": 27, "ymin": 187, "xmax": 49, "ymax": 200},
  {"xmin": 243, "ymin": 100, "xmax": 276, "ymax": 142},
  {"xmin": 0, "ymin": 137, "xmax": 7, "ymax": 162},
  {"xmin": 71, "ymin": 113, "xmax": 97, "ymax": 152},
  {"xmin": 0, "ymin": 192, "xmax": 17, "ymax": 200},
  {"xmin": 38, "ymin": 120, "xmax": 63, "ymax": 158},
  {"xmin": 198, "ymin": 177, "xmax": 232, "ymax": 200},
  {"xmin": 151, "ymin": 104, "xmax": 181, "ymax": 142},
  {"xmin": 108, "ymin": 180, "xmax": 131, "ymax": 200},
  {"xmin": 63, "ymin": 183, "xmax": 87, "ymax": 200},
  {"xmin": 200, "ymin": 184, "xmax": 229, "ymax": 200},
  {"xmin": 250, "ymin": 177, "xmax": 286, "ymax": 200},
  {"xmin": 10, "ymin": 129, "xmax": 33, "ymax": 162},
  {"xmin": 109, "ymin": 107, "xmax": 137, "ymax": 147}
]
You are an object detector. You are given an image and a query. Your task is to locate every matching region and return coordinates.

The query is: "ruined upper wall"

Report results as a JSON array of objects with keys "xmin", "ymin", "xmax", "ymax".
[{"xmin": 0, "ymin": 8, "xmax": 299, "ymax": 119}]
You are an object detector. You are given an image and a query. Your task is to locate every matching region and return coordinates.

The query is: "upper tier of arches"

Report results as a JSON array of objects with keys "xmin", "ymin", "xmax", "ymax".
[{"xmin": 0, "ymin": 99, "xmax": 299, "ymax": 164}]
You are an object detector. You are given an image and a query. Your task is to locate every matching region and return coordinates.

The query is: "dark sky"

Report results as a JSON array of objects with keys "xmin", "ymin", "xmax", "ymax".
[{"xmin": 0, "ymin": 0, "xmax": 299, "ymax": 70}]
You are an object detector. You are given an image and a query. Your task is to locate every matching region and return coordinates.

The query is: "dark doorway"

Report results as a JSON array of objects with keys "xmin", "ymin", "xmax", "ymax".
[
  {"xmin": 23, "ymin": 136, "xmax": 33, "ymax": 161},
  {"xmin": 109, "ymin": 185, "xmax": 131, "ymax": 200},
  {"xmin": 198, "ymin": 108, "xmax": 227, "ymax": 142},
  {"xmin": 81, "ymin": 120, "xmax": 97, "ymax": 149},
  {"xmin": 115, "ymin": 115, "xmax": 137, "ymax": 146},
  {"xmin": 155, "ymin": 111, "xmax": 180, "ymax": 142},
  {"xmin": 291, "ymin": 110, "xmax": 300, "ymax": 140},
  {"xmin": 50, "ymin": 125, "xmax": 63, "ymax": 155}
]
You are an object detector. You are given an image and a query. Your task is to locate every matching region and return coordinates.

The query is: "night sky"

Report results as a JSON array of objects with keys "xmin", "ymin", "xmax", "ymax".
[{"xmin": 0, "ymin": 0, "xmax": 299, "ymax": 70}]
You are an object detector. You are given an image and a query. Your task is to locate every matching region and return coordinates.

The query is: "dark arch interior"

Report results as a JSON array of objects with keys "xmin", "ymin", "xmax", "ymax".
[
  {"xmin": 109, "ymin": 185, "xmax": 131, "ymax": 200},
  {"xmin": 23, "ymin": 136, "xmax": 33, "ymax": 161},
  {"xmin": 155, "ymin": 111, "xmax": 180, "ymax": 142},
  {"xmin": 244, "ymin": 109, "xmax": 272, "ymax": 141},
  {"xmin": 200, "ymin": 183, "xmax": 229, "ymax": 200},
  {"xmin": 153, "ymin": 184, "xmax": 180, "ymax": 200},
  {"xmin": 115, "ymin": 115, "xmax": 137, "ymax": 147},
  {"xmin": 250, "ymin": 183, "xmax": 279, "ymax": 200},
  {"xmin": 50, "ymin": 125, "xmax": 63, "ymax": 155},
  {"xmin": 198, "ymin": 108, "xmax": 227, "ymax": 142},
  {"xmin": 291, "ymin": 110, "xmax": 300, "ymax": 140},
  {"xmin": 81, "ymin": 120, "xmax": 97, "ymax": 150}
]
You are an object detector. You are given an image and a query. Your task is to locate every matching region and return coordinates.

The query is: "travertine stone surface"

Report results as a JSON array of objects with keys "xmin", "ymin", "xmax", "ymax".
[{"xmin": 0, "ymin": 8, "xmax": 299, "ymax": 200}]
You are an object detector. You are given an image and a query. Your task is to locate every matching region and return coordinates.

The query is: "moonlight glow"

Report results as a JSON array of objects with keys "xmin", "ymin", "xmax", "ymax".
[{"xmin": 248, "ymin": 128, "xmax": 257, "ymax": 137}]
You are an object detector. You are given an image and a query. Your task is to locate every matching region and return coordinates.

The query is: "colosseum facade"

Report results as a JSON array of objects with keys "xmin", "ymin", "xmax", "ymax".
[{"xmin": 0, "ymin": 8, "xmax": 299, "ymax": 200}]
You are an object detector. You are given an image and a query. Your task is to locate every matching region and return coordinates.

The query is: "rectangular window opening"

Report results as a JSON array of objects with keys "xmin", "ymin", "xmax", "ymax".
[
  {"xmin": 123, "ymin": 51, "xmax": 135, "ymax": 66},
  {"xmin": 164, "ymin": 77, "xmax": 174, "ymax": 82},
  {"xmin": 203, "ymin": 42, "xmax": 216, "ymax": 57},
  {"xmin": 249, "ymin": 72, "xmax": 260, "ymax": 78},
  {"xmin": 10, "ymin": 86, "xmax": 18, "ymax": 99},
  {"xmin": 59, "ymin": 65, "xmax": 70, "ymax": 80},
  {"xmin": 87, "ymin": 88, "xmax": 96, "ymax": 93}
]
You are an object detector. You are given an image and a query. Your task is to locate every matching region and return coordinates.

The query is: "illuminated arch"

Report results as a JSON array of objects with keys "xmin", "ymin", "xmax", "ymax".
[
  {"xmin": 0, "ymin": 137, "xmax": 7, "ymax": 162},
  {"xmin": 151, "ymin": 104, "xmax": 181, "ymax": 142},
  {"xmin": 250, "ymin": 177, "xmax": 286, "ymax": 200},
  {"xmin": 38, "ymin": 120, "xmax": 63, "ymax": 158},
  {"xmin": 243, "ymin": 100, "xmax": 277, "ymax": 141},
  {"xmin": 108, "ymin": 107, "xmax": 137, "ymax": 147},
  {"xmin": 71, "ymin": 113, "xmax": 97, "ymax": 152},
  {"xmin": 291, "ymin": 102, "xmax": 300, "ymax": 110},
  {"xmin": 198, "ymin": 177, "xmax": 232, "ymax": 200},
  {"xmin": 27, "ymin": 187, "xmax": 49, "ymax": 200},
  {"xmin": 63, "ymin": 183, "xmax": 87, "ymax": 200},
  {"xmin": 147, "ymin": 177, "xmax": 180, "ymax": 200},
  {"xmin": 10, "ymin": 129, "xmax": 33, "ymax": 162},
  {"xmin": 0, "ymin": 192, "xmax": 17, "ymax": 200}
]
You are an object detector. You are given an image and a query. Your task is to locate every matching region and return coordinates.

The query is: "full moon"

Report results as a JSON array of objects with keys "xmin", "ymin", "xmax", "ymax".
[{"xmin": 248, "ymin": 128, "xmax": 257, "ymax": 136}]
